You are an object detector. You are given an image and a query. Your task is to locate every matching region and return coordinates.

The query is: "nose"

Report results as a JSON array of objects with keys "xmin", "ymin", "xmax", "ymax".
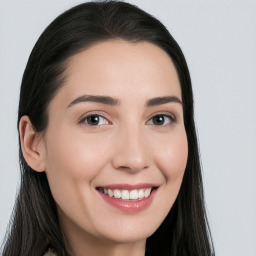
[{"xmin": 111, "ymin": 126, "xmax": 151, "ymax": 173}]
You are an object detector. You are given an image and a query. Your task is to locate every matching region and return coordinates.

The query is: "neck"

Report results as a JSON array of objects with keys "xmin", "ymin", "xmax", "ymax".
[{"xmin": 69, "ymin": 235, "xmax": 146, "ymax": 256}]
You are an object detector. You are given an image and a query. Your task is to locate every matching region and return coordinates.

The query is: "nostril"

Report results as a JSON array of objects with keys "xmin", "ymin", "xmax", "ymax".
[
  {"xmin": 117, "ymin": 165, "xmax": 149, "ymax": 173},
  {"xmin": 119, "ymin": 166, "xmax": 130, "ymax": 169}
]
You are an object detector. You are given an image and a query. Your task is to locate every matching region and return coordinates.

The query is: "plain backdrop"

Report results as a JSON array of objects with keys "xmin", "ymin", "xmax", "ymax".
[{"xmin": 0, "ymin": 0, "xmax": 255, "ymax": 255}]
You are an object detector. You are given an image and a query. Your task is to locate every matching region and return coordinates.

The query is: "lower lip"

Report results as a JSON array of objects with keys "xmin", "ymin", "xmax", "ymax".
[{"xmin": 97, "ymin": 189, "xmax": 157, "ymax": 213}]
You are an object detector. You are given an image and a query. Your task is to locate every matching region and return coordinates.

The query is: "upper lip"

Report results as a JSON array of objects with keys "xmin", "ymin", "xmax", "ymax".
[{"xmin": 96, "ymin": 183, "xmax": 159, "ymax": 190}]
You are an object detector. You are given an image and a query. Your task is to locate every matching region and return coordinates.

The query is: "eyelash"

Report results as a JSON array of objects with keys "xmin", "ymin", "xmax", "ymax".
[
  {"xmin": 147, "ymin": 113, "xmax": 176, "ymax": 126},
  {"xmin": 79, "ymin": 114, "xmax": 110, "ymax": 126},
  {"xmin": 79, "ymin": 112, "xmax": 176, "ymax": 127}
]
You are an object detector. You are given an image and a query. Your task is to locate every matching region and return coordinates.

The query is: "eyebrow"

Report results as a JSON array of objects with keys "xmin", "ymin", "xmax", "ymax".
[
  {"xmin": 67, "ymin": 94, "xmax": 182, "ymax": 108},
  {"xmin": 146, "ymin": 96, "xmax": 182, "ymax": 107},
  {"xmin": 67, "ymin": 95, "xmax": 120, "ymax": 108}
]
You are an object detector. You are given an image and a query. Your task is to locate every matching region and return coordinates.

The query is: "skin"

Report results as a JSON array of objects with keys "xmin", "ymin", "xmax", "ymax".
[{"xmin": 20, "ymin": 40, "xmax": 188, "ymax": 256}]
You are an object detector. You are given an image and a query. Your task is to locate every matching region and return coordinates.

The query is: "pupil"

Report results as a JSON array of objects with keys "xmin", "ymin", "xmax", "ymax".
[
  {"xmin": 153, "ymin": 115, "xmax": 164, "ymax": 125},
  {"xmin": 88, "ymin": 115, "xmax": 99, "ymax": 125}
]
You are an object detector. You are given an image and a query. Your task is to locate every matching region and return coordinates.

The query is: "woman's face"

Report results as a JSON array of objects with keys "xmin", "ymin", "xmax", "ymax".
[{"xmin": 42, "ymin": 40, "xmax": 188, "ymax": 248}]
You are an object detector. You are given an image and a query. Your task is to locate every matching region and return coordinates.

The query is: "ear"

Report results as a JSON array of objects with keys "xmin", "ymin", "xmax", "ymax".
[{"xmin": 19, "ymin": 116, "xmax": 46, "ymax": 172}]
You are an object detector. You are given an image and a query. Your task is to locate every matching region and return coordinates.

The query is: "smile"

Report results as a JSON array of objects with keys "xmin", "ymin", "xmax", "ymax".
[
  {"xmin": 97, "ymin": 187, "xmax": 154, "ymax": 201},
  {"xmin": 96, "ymin": 184, "xmax": 158, "ymax": 213}
]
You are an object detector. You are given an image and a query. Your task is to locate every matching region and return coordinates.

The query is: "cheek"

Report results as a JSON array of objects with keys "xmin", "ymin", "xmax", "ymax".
[
  {"xmin": 44, "ymin": 128, "xmax": 113, "ymax": 229},
  {"xmin": 45, "ymin": 128, "xmax": 111, "ymax": 179},
  {"xmin": 44, "ymin": 128, "xmax": 112, "ymax": 213},
  {"xmin": 154, "ymin": 129, "xmax": 188, "ymax": 180},
  {"xmin": 147, "ymin": 129, "xmax": 188, "ymax": 226}
]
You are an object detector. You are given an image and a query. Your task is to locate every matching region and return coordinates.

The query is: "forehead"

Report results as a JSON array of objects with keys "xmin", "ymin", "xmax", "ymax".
[{"xmin": 52, "ymin": 40, "xmax": 181, "ymax": 107}]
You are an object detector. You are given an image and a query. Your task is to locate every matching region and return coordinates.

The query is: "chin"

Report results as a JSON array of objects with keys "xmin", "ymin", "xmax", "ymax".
[{"xmin": 95, "ymin": 218, "xmax": 161, "ymax": 244}]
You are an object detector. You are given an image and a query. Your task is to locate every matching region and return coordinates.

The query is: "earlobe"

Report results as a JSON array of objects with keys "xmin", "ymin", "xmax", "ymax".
[{"xmin": 19, "ymin": 116, "xmax": 46, "ymax": 172}]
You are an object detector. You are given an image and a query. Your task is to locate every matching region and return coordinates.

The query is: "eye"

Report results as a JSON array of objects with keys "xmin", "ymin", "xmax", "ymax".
[
  {"xmin": 147, "ymin": 114, "xmax": 176, "ymax": 126},
  {"xmin": 80, "ymin": 114, "xmax": 109, "ymax": 126}
]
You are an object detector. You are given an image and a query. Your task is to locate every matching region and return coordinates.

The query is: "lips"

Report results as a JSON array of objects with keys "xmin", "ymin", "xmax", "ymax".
[
  {"xmin": 97, "ymin": 187, "xmax": 153, "ymax": 200},
  {"xmin": 96, "ymin": 183, "xmax": 158, "ymax": 213}
]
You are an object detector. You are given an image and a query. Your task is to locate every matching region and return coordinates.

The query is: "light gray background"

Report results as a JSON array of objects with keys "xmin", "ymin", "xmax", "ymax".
[{"xmin": 0, "ymin": 0, "xmax": 255, "ymax": 255}]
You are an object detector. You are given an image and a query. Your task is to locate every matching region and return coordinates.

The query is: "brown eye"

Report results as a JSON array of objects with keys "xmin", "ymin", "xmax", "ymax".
[
  {"xmin": 81, "ymin": 115, "xmax": 108, "ymax": 126},
  {"xmin": 152, "ymin": 115, "xmax": 165, "ymax": 125},
  {"xmin": 148, "ymin": 114, "xmax": 176, "ymax": 126}
]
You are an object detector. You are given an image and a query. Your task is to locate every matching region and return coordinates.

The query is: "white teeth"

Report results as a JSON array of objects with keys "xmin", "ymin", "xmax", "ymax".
[
  {"xmin": 99, "ymin": 187, "xmax": 154, "ymax": 200},
  {"xmin": 130, "ymin": 189, "xmax": 139, "ymax": 200},
  {"xmin": 114, "ymin": 189, "xmax": 121, "ymax": 199},
  {"xmin": 138, "ymin": 189, "xmax": 144, "ymax": 199},
  {"xmin": 145, "ymin": 188, "xmax": 151, "ymax": 197},
  {"xmin": 107, "ymin": 189, "xmax": 113, "ymax": 197},
  {"xmin": 121, "ymin": 190, "xmax": 130, "ymax": 200}
]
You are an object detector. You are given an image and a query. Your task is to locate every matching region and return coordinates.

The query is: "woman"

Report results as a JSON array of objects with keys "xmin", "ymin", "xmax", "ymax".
[{"xmin": 1, "ymin": 1, "xmax": 214, "ymax": 255}]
